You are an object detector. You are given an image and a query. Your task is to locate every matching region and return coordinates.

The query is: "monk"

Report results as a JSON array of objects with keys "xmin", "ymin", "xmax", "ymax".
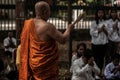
[{"xmin": 19, "ymin": 1, "xmax": 84, "ymax": 80}]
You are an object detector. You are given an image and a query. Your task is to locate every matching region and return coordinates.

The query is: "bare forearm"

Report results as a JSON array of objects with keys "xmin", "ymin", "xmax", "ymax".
[
  {"xmin": 62, "ymin": 25, "xmax": 73, "ymax": 43},
  {"xmin": 64, "ymin": 27, "xmax": 71, "ymax": 37}
]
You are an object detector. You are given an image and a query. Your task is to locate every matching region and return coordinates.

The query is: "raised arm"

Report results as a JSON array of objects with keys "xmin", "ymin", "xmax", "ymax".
[
  {"xmin": 47, "ymin": 23, "xmax": 74, "ymax": 44},
  {"xmin": 47, "ymin": 12, "xmax": 85, "ymax": 44}
]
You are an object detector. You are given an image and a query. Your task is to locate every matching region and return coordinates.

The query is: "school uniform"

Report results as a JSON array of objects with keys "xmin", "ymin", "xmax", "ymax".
[
  {"xmin": 90, "ymin": 20, "xmax": 108, "ymax": 70},
  {"xmin": 106, "ymin": 19, "xmax": 120, "ymax": 61},
  {"xmin": 104, "ymin": 62, "xmax": 120, "ymax": 80},
  {"xmin": 71, "ymin": 57, "xmax": 100, "ymax": 80}
]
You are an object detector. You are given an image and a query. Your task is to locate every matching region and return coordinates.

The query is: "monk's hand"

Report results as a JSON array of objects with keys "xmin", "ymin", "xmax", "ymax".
[
  {"xmin": 72, "ymin": 11, "xmax": 86, "ymax": 25},
  {"xmin": 80, "ymin": 11, "xmax": 86, "ymax": 19}
]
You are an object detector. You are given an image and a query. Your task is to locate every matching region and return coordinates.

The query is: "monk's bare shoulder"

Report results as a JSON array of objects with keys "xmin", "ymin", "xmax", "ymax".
[
  {"xmin": 47, "ymin": 22, "xmax": 56, "ymax": 30},
  {"xmin": 46, "ymin": 22, "xmax": 57, "ymax": 35},
  {"xmin": 46, "ymin": 22, "xmax": 65, "ymax": 42},
  {"xmin": 35, "ymin": 21, "xmax": 57, "ymax": 41},
  {"xmin": 35, "ymin": 21, "xmax": 50, "ymax": 35}
]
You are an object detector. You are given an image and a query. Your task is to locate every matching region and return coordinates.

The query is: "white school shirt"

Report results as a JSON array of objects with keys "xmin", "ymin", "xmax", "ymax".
[
  {"xmin": 71, "ymin": 57, "xmax": 100, "ymax": 80},
  {"xmin": 106, "ymin": 19, "xmax": 120, "ymax": 42},
  {"xmin": 70, "ymin": 53, "xmax": 80, "ymax": 73},
  {"xmin": 4, "ymin": 37, "xmax": 17, "ymax": 53},
  {"xmin": 90, "ymin": 20, "xmax": 108, "ymax": 45},
  {"xmin": 104, "ymin": 62, "xmax": 120, "ymax": 79}
]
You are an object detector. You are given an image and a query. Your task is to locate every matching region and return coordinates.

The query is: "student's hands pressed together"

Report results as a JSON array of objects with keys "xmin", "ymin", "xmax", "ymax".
[{"xmin": 88, "ymin": 57, "xmax": 94, "ymax": 66}]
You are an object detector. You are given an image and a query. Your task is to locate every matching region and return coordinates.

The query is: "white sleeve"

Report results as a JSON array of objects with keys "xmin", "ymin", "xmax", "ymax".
[
  {"xmin": 104, "ymin": 64, "xmax": 115, "ymax": 79},
  {"xmin": 118, "ymin": 22, "xmax": 120, "ymax": 35},
  {"xmin": 71, "ymin": 55, "xmax": 77, "ymax": 63},
  {"xmin": 70, "ymin": 55, "xmax": 77, "ymax": 73},
  {"xmin": 4, "ymin": 38, "xmax": 8, "ymax": 46},
  {"xmin": 90, "ymin": 21, "xmax": 99, "ymax": 37},
  {"xmin": 13, "ymin": 38, "xmax": 17, "ymax": 46},
  {"xmin": 92, "ymin": 61, "xmax": 100, "ymax": 75},
  {"xmin": 72, "ymin": 61, "xmax": 88, "ymax": 76},
  {"xmin": 106, "ymin": 22, "xmax": 114, "ymax": 36}
]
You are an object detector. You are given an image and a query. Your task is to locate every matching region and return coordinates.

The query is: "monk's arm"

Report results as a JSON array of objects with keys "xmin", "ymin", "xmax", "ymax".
[{"xmin": 47, "ymin": 23, "xmax": 74, "ymax": 44}]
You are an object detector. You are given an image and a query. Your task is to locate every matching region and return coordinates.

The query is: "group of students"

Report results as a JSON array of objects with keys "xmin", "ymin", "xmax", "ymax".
[
  {"xmin": 90, "ymin": 8, "xmax": 120, "ymax": 71},
  {"xmin": 70, "ymin": 42, "xmax": 120, "ymax": 80},
  {"xmin": 90, "ymin": 8, "xmax": 120, "ymax": 79},
  {"xmin": 70, "ymin": 8, "xmax": 120, "ymax": 80},
  {"xmin": 70, "ymin": 43, "xmax": 100, "ymax": 80},
  {"xmin": 0, "ymin": 32, "xmax": 18, "ymax": 80}
]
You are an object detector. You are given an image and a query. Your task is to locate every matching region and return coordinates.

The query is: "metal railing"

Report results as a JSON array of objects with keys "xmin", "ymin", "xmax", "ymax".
[{"xmin": 0, "ymin": 0, "xmax": 16, "ymax": 31}]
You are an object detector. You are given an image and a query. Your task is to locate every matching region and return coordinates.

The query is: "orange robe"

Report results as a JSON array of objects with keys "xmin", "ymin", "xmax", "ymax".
[{"xmin": 19, "ymin": 19, "xmax": 59, "ymax": 80}]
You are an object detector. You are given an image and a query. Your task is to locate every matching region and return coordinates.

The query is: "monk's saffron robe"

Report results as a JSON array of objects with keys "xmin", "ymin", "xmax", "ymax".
[{"xmin": 19, "ymin": 19, "xmax": 59, "ymax": 80}]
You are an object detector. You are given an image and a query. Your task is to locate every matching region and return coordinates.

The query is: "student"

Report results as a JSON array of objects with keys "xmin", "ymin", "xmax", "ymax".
[
  {"xmin": 72, "ymin": 43, "xmax": 86, "ymax": 63},
  {"xmin": 90, "ymin": 9, "xmax": 108, "ymax": 72},
  {"xmin": 3, "ymin": 32, "xmax": 17, "ymax": 58},
  {"xmin": 70, "ymin": 42, "xmax": 86, "ymax": 73},
  {"xmin": 104, "ymin": 54, "xmax": 120, "ymax": 80},
  {"xmin": 106, "ymin": 9, "xmax": 120, "ymax": 61},
  {"xmin": 71, "ymin": 49, "xmax": 100, "ymax": 80}
]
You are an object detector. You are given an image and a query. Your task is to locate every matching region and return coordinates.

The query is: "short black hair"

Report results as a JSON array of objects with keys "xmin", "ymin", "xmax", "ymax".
[
  {"xmin": 83, "ymin": 49, "xmax": 93, "ymax": 60},
  {"xmin": 111, "ymin": 53, "xmax": 120, "ymax": 61},
  {"xmin": 76, "ymin": 42, "xmax": 86, "ymax": 50}
]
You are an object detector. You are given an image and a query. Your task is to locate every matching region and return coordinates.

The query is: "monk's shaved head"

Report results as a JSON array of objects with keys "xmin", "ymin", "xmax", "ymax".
[
  {"xmin": 39, "ymin": 0, "xmax": 53, "ymax": 5},
  {"xmin": 35, "ymin": 1, "xmax": 50, "ymax": 16}
]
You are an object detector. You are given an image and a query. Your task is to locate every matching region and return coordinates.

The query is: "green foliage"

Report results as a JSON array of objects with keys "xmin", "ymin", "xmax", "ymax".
[
  {"xmin": 86, "ymin": 0, "xmax": 94, "ymax": 3},
  {"xmin": 86, "ymin": 0, "xmax": 104, "ymax": 5}
]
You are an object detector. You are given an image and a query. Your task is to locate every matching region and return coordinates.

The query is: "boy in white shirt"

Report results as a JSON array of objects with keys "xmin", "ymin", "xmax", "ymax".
[
  {"xmin": 71, "ymin": 49, "xmax": 100, "ymax": 80},
  {"xmin": 104, "ymin": 53, "xmax": 120, "ymax": 80}
]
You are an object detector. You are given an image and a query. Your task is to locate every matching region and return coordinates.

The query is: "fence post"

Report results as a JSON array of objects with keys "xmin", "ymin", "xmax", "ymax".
[
  {"xmin": 68, "ymin": 0, "xmax": 72, "ymax": 68},
  {"xmin": 16, "ymin": 0, "xmax": 25, "ymax": 45}
]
